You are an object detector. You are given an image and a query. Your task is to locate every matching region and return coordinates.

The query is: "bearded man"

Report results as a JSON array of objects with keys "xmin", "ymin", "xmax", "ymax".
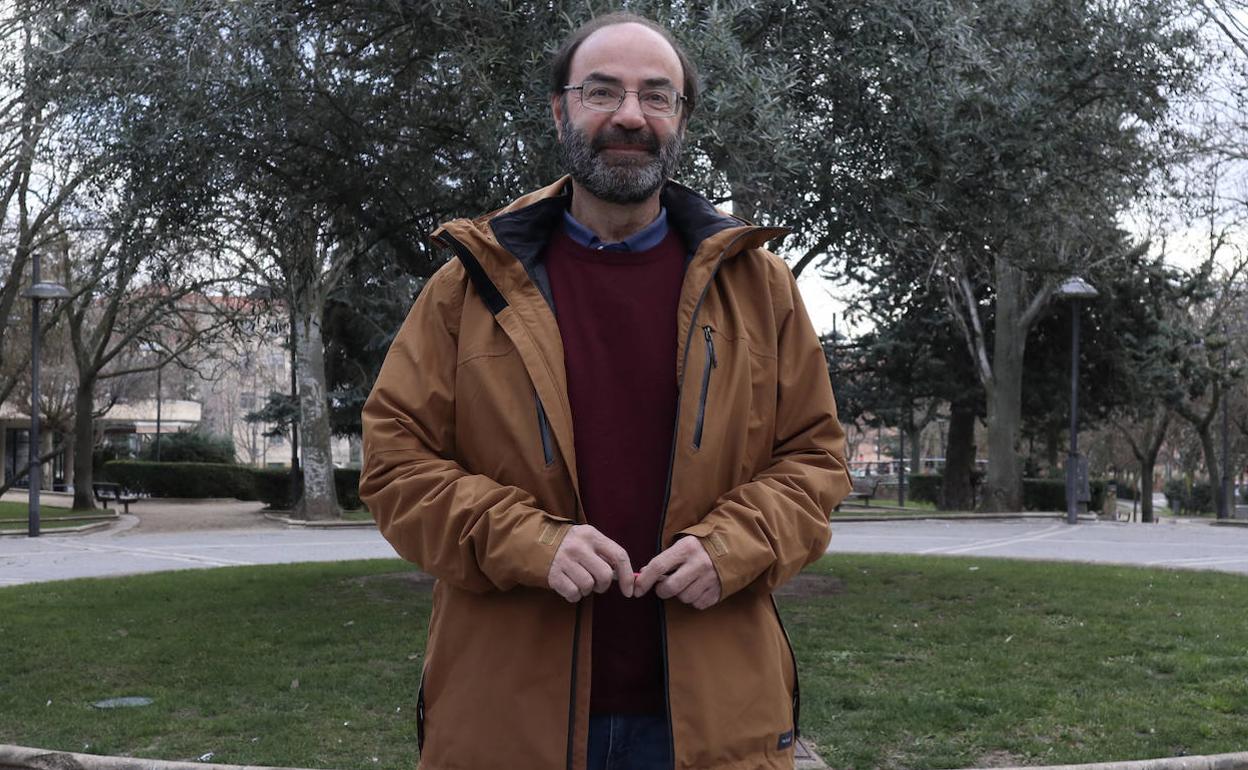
[{"xmin": 360, "ymin": 12, "xmax": 851, "ymax": 770}]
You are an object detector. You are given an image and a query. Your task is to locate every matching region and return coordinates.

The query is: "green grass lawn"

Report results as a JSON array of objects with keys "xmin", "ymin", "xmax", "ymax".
[
  {"xmin": 0, "ymin": 500, "xmax": 105, "ymax": 530},
  {"xmin": 1, "ymin": 556, "xmax": 1246, "ymax": 769},
  {"xmin": 832, "ymin": 498, "xmax": 947, "ymax": 516},
  {"xmin": 0, "ymin": 500, "xmax": 75, "ymax": 517}
]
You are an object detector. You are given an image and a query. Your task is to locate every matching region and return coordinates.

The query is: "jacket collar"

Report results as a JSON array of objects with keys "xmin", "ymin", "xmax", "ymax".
[{"xmin": 434, "ymin": 177, "xmax": 789, "ymax": 294}]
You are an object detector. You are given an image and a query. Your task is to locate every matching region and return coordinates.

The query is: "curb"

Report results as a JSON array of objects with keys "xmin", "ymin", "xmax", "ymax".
[
  {"xmin": 0, "ymin": 745, "xmax": 320, "ymax": 770},
  {"xmin": 830, "ymin": 512, "xmax": 1099, "ymax": 523},
  {"xmin": 4, "ymin": 744, "xmax": 1247, "ymax": 770},
  {"xmin": 261, "ymin": 513, "xmax": 373, "ymax": 529},
  {"xmin": 975, "ymin": 753, "xmax": 1248, "ymax": 770},
  {"xmin": 0, "ymin": 515, "xmax": 118, "ymax": 537}
]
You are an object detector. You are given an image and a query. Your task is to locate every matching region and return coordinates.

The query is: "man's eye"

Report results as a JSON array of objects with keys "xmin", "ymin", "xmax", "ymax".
[
  {"xmin": 586, "ymin": 85, "xmax": 618, "ymax": 100},
  {"xmin": 642, "ymin": 91, "xmax": 673, "ymax": 107}
]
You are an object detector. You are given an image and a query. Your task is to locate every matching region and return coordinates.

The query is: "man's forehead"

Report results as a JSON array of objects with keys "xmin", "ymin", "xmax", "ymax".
[{"xmin": 568, "ymin": 22, "xmax": 683, "ymax": 85}]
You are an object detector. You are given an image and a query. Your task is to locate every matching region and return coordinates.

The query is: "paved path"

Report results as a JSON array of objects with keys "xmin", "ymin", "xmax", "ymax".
[
  {"xmin": 0, "ymin": 523, "xmax": 397, "ymax": 586},
  {"xmin": 828, "ymin": 518, "xmax": 1248, "ymax": 574},
  {"xmin": 2, "ymin": 507, "xmax": 1248, "ymax": 585}
]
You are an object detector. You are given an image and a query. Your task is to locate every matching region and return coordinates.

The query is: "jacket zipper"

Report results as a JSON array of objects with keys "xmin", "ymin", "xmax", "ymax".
[
  {"xmin": 565, "ymin": 603, "xmax": 582, "ymax": 770},
  {"xmin": 771, "ymin": 596, "xmax": 802, "ymax": 744},
  {"xmin": 655, "ymin": 230, "xmax": 757, "ymax": 769},
  {"xmin": 692, "ymin": 325, "xmax": 717, "ymax": 450},
  {"xmin": 535, "ymin": 391, "xmax": 555, "ymax": 466}
]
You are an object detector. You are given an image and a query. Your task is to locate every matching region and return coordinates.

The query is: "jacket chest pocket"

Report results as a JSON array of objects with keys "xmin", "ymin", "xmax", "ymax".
[
  {"xmin": 693, "ymin": 325, "xmax": 718, "ymax": 450},
  {"xmin": 533, "ymin": 390, "xmax": 555, "ymax": 466}
]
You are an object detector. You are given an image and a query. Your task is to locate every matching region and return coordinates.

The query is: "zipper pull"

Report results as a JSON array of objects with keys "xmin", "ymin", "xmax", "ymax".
[{"xmin": 703, "ymin": 325, "xmax": 717, "ymax": 368}]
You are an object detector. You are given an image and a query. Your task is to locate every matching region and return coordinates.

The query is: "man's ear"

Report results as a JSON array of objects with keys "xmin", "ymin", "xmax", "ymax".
[{"xmin": 551, "ymin": 93, "xmax": 565, "ymax": 140}]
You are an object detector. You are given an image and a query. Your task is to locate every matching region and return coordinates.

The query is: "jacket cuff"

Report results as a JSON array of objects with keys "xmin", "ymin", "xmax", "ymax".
[
  {"xmin": 675, "ymin": 518, "xmax": 769, "ymax": 600},
  {"xmin": 497, "ymin": 512, "xmax": 575, "ymax": 589}
]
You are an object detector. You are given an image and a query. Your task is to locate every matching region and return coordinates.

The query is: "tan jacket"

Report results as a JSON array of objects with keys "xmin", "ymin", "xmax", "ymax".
[{"xmin": 360, "ymin": 178, "xmax": 851, "ymax": 770}]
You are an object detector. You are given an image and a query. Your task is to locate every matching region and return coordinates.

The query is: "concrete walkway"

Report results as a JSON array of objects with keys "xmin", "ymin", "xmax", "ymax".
[
  {"xmin": 829, "ymin": 517, "xmax": 1248, "ymax": 574},
  {"xmin": 2, "ymin": 498, "xmax": 1248, "ymax": 585}
]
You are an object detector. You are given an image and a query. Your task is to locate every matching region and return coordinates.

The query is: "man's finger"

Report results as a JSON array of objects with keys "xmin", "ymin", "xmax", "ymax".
[
  {"xmin": 589, "ymin": 533, "xmax": 634, "ymax": 597},
  {"xmin": 655, "ymin": 561, "xmax": 699, "ymax": 600},
  {"xmin": 582, "ymin": 554, "xmax": 614, "ymax": 594},
  {"xmin": 675, "ymin": 572, "xmax": 715, "ymax": 605},
  {"xmin": 635, "ymin": 547, "xmax": 683, "ymax": 596},
  {"xmin": 690, "ymin": 582, "xmax": 719, "ymax": 610},
  {"xmin": 550, "ymin": 570, "xmax": 580, "ymax": 603},
  {"xmin": 564, "ymin": 562, "xmax": 595, "ymax": 597}
]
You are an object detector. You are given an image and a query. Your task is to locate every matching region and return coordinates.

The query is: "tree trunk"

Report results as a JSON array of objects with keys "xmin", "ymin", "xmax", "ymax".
[
  {"xmin": 941, "ymin": 402, "xmax": 977, "ymax": 511},
  {"xmin": 1045, "ymin": 421, "xmax": 1061, "ymax": 477},
  {"xmin": 908, "ymin": 423, "xmax": 923, "ymax": 478},
  {"xmin": 980, "ymin": 258, "xmax": 1026, "ymax": 512},
  {"xmin": 293, "ymin": 306, "xmax": 339, "ymax": 520},
  {"xmin": 71, "ymin": 378, "xmax": 96, "ymax": 510},
  {"xmin": 1197, "ymin": 425, "xmax": 1225, "ymax": 518},
  {"xmin": 1139, "ymin": 458, "xmax": 1156, "ymax": 524}
]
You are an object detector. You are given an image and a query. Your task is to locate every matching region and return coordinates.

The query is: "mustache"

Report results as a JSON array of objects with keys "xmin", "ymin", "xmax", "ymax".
[{"xmin": 591, "ymin": 128, "xmax": 659, "ymax": 153}]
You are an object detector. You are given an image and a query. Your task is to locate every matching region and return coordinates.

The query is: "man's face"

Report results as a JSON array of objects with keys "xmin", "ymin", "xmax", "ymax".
[{"xmin": 553, "ymin": 23, "xmax": 686, "ymax": 204}]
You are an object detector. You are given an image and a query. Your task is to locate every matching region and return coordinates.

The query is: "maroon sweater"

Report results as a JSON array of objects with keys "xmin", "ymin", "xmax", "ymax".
[{"xmin": 544, "ymin": 224, "xmax": 686, "ymax": 715}]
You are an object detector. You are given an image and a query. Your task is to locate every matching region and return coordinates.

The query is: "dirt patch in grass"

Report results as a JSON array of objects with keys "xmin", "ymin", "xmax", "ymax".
[
  {"xmin": 774, "ymin": 572, "xmax": 846, "ymax": 597},
  {"xmin": 975, "ymin": 749, "xmax": 1029, "ymax": 767},
  {"xmin": 348, "ymin": 571, "xmax": 436, "ymax": 596}
]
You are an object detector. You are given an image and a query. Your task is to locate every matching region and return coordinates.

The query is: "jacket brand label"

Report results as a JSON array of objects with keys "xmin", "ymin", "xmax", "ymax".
[
  {"xmin": 707, "ymin": 532, "xmax": 728, "ymax": 557},
  {"xmin": 777, "ymin": 730, "xmax": 795, "ymax": 750},
  {"xmin": 538, "ymin": 522, "xmax": 559, "ymax": 546}
]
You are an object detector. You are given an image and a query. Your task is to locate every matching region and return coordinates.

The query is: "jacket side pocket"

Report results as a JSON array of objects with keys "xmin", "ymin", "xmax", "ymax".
[
  {"xmin": 416, "ymin": 666, "xmax": 427, "ymax": 754},
  {"xmin": 770, "ymin": 595, "xmax": 801, "ymax": 741}
]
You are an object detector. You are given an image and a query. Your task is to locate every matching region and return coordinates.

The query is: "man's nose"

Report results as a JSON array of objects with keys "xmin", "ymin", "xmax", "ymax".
[{"xmin": 610, "ymin": 92, "xmax": 648, "ymax": 129}]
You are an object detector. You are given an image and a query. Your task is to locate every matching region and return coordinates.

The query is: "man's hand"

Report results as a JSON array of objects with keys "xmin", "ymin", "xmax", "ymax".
[
  {"xmin": 634, "ymin": 536, "xmax": 721, "ymax": 610},
  {"xmin": 547, "ymin": 525, "xmax": 635, "ymax": 602}
]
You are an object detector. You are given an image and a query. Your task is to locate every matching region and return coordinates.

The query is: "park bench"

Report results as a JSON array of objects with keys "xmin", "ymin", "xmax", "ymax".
[
  {"xmin": 835, "ymin": 476, "xmax": 881, "ymax": 510},
  {"xmin": 92, "ymin": 482, "xmax": 144, "ymax": 514}
]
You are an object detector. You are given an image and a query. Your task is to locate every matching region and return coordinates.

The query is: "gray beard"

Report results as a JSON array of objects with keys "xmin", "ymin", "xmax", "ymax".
[{"xmin": 557, "ymin": 114, "xmax": 684, "ymax": 204}]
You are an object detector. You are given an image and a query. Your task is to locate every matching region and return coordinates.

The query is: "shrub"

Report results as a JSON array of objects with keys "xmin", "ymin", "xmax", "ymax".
[
  {"xmin": 251, "ymin": 467, "xmax": 360, "ymax": 511},
  {"xmin": 1020, "ymin": 477, "xmax": 1106, "ymax": 512},
  {"xmin": 140, "ymin": 431, "xmax": 235, "ymax": 464},
  {"xmin": 1163, "ymin": 479, "xmax": 1215, "ymax": 515},
  {"xmin": 254, "ymin": 469, "xmax": 298, "ymax": 510},
  {"xmin": 1113, "ymin": 481, "xmax": 1135, "ymax": 501},
  {"xmin": 907, "ymin": 474, "xmax": 942, "ymax": 504},
  {"xmin": 103, "ymin": 461, "xmax": 257, "ymax": 499},
  {"xmin": 902, "ymin": 472, "xmax": 1104, "ymax": 511}
]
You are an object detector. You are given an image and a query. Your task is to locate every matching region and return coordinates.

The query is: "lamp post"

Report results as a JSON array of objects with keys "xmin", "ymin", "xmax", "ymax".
[
  {"xmin": 20, "ymin": 253, "xmax": 70, "ymax": 537},
  {"xmin": 1055, "ymin": 276, "xmax": 1098, "ymax": 525},
  {"xmin": 1220, "ymin": 324, "xmax": 1231, "ymax": 520}
]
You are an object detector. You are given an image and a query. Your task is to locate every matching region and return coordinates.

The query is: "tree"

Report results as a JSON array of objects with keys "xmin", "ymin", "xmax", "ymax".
[{"xmin": 827, "ymin": 0, "xmax": 1205, "ymax": 510}]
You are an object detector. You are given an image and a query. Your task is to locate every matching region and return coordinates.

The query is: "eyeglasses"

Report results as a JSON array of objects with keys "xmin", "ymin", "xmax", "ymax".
[{"xmin": 562, "ymin": 78, "xmax": 685, "ymax": 118}]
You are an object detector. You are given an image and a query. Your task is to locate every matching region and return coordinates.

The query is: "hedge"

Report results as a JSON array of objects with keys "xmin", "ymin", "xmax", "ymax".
[
  {"xmin": 102, "ymin": 461, "xmax": 258, "ymax": 500},
  {"xmin": 101, "ymin": 461, "xmax": 362, "ymax": 510},
  {"xmin": 252, "ymin": 467, "xmax": 361, "ymax": 510},
  {"xmin": 904, "ymin": 473, "xmax": 1105, "ymax": 511}
]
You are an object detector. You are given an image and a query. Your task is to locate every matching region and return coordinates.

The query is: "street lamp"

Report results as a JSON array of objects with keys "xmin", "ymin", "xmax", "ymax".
[
  {"xmin": 20, "ymin": 254, "xmax": 70, "ymax": 537},
  {"xmin": 1055, "ymin": 276, "xmax": 1098, "ymax": 526}
]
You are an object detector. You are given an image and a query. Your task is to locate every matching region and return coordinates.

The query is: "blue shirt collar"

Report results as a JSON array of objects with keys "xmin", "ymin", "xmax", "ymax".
[{"xmin": 561, "ymin": 207, "xmax": 670, "ymax": 252}]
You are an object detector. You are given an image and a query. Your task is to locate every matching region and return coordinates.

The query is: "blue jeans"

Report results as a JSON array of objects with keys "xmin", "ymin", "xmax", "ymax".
[{"xmin": 587, "ymin": 714, "xmax": 672, "ymax": 770}]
